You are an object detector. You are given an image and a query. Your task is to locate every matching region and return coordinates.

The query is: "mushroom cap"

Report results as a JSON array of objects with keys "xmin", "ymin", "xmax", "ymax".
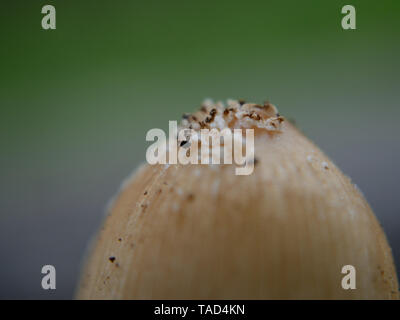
[{"xmin": 77, "ymin": 100, "xmax": 398, "ymax": 299}]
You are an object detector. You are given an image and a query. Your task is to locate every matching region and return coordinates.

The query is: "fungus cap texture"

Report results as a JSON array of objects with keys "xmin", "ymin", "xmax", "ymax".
[{"xmin": 77, "ymin": 100, "xmax": 399, "ymax": 299}]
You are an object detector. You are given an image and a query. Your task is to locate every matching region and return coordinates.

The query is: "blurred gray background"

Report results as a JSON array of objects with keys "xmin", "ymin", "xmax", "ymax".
[{"xmin": 0, "ymin": 0, "xmax": 399, "ymax": 299}]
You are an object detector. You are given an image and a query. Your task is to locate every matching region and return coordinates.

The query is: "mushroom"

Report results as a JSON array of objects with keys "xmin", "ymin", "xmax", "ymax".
[{"xmin": 77, "ymin": 100, "xmax": 398, "ymax": 299}]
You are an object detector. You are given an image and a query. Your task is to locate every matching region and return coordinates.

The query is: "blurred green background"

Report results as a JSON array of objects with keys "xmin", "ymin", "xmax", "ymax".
[{"xmin": 0, "ymin": 0, "xmax": 399, "ymax": 298}]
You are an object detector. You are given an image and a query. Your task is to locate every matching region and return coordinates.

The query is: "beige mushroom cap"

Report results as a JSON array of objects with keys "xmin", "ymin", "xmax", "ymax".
[{"xmin": 77, "ymin": 100, "xmax": 398, "ymax": 299}]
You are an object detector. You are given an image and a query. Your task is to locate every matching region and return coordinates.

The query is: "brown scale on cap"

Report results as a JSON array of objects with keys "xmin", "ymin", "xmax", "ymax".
[{"xmin": 179, "ymin": 99, "xmax": 284, "ymax": 134}]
